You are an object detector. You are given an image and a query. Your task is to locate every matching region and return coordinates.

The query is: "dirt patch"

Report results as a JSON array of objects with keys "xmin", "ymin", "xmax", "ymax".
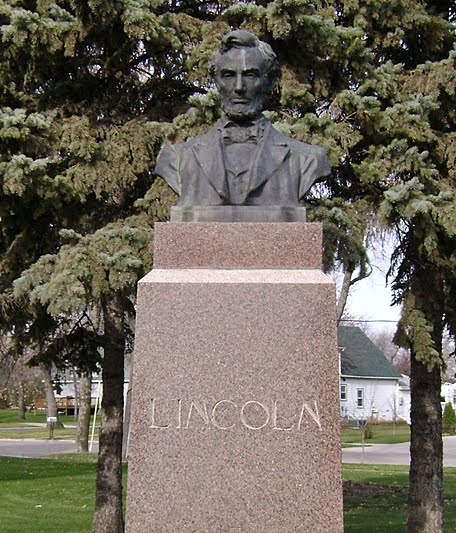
[{"xmin": 343, "ymin": 480, "xmax": 406, "ymax": 500}]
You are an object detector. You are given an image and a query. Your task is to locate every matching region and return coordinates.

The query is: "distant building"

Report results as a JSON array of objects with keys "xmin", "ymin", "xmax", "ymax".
[
  {"xmin": 338, "ymin": 326, "xmax": 405, "ymax": 423},
  {"xmin": 441, "ymin": 382, "xmax": 456, "ymax": 407}
]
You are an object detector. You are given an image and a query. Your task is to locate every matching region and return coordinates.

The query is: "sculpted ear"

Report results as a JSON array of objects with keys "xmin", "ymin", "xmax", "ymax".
[{"xmin": 208, "ymin": 60, "xmax": 219, "ymax": 87}]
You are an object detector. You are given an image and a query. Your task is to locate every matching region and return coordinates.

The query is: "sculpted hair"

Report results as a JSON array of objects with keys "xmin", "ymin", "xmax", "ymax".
[{"xmin": 209, "ymin": 29, "xmax": 281, "ymax": 89}]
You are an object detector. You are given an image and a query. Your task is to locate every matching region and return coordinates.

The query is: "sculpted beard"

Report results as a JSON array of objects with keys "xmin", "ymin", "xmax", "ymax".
[{"xmin": 221, "ymin": 97, "xmax": 265, "ymax": 122}]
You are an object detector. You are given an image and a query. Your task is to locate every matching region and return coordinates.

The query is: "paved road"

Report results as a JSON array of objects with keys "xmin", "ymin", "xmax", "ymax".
[
  {"xmin": 342, "ymin": 436, "xmax": 456, "ymax": 466},
  {"xmin": 0, "ymin": 439, "xmax": 98, "ymax": 457},
  {"xmin": 2, "ymin": 437, "xmax": 456, "ymax": 465}
]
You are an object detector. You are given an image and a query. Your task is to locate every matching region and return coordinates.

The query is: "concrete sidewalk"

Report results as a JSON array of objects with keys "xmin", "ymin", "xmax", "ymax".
[{"xmin": 0, "ymin": 439, "xmax": 98, "ymax": 457}]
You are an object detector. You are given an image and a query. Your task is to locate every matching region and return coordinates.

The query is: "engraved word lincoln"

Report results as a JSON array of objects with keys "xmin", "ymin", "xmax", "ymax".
[
  {"xmin": 155, "ymin": 29, "xmax": 330, "ymax": 208},
  {"xmin": 150, "ymin": 398, "xmax": 322, "ymax": 432}
]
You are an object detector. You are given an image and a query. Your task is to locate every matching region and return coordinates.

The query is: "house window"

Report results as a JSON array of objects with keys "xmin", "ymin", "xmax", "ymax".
[
  {"xmin": 340, "ymin": 384, "xmax": 347, "ymax": 402},
  {"xmin": 453, "ymin": 391, "xmax": 456, "ymax": 405},
  {"xmin": 357, "ymin": 388, "xmax": 364, "ymax": 408}
]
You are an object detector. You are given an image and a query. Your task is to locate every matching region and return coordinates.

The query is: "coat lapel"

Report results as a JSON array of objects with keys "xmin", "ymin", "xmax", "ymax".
[
  {"xmin": 249, "ymin": 122, "xmax": 290, "ymax": 194},
  {"xmin": 191, "ymin": 128, "xmax": 228, "ymax": 200}
]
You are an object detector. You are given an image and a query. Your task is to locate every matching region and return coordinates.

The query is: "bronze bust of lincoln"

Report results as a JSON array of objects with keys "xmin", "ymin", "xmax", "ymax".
[{"xmin": 155, "ymin": 30, "xmax": 330, "ymax": 218}]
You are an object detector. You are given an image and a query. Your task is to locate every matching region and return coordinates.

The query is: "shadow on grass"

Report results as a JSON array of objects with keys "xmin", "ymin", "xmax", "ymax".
[{"xmin": 343, "ymin": 465, "xmax": 456, "ymax": 532}]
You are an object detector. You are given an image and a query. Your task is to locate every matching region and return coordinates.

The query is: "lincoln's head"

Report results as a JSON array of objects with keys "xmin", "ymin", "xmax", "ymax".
[{"xmin": 209, "ymin": 30, "xmax": 280, "ymax": 122}]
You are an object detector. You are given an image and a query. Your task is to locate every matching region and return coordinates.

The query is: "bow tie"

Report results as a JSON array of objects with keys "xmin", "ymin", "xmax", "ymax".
[{"xmin": 221, "ymin": 125, "xmax": 259, "ymax": 144}]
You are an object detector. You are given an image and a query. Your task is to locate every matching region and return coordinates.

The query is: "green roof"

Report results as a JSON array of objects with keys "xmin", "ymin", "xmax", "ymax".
[{"xmin": 338, "ymin": 326, "xmax": 402, "ymax": 379}]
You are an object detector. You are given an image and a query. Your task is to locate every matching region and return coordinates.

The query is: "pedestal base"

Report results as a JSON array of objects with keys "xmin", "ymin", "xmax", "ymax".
[{"xmin": 126, "ymin": 267, "xmax": 343, "ymax": 532}]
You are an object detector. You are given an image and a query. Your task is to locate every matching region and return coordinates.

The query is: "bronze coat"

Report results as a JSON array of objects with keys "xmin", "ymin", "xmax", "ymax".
[{"xmin": 155, "ymin": 118, "xmax": 330, "ymax": 207}]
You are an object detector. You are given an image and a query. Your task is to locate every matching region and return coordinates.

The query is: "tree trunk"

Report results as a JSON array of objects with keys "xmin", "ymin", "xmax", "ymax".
[
  {"xmin": 406, "ymin": 354, "xmax": 443, "ymax": 532},
  {"xmin": 17, "ymin": 382, "xmax": 26, "ymax": 421},
  {"xmin": 76, "ymin": 372, "xmax": 92, "ymax": 453},
  {"xmin": 73, "ymin": 369, "xmax": 79, "ymax": 422},
  {"xmin": 92, "ymin": 293, "xmax": 125, "ymax": 533},
  {"xmin": 336, "ymin": 266, "xmax": 371, "ymax": 324},
  {"xmin": 336, "ymin": 268, "xmax": 353, "ymax": 323},
  {"xmin": 40, "ymin": 364, "xmax": 64, "ymax": 428},
  {"xmin": 406, "ymin": 271, "xmax": 444, "ymax": 533}
]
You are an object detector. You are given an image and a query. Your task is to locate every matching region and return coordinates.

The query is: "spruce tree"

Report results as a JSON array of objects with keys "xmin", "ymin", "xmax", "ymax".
[
  {"xmin": 2, "ymin": 1, "xmax": 454, "ymax": 531},
  {"xmin": 442, "ymin": 403, "xmax": 456, "ymax": 436},
  {"xmin": 1, "ymin": 2, "xmax": 200, "ymax": 531}
]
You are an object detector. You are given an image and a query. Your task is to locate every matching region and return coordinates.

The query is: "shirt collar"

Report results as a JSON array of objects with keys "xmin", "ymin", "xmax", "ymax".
[
  {"xmin": 218, "ymin": 114, "xmax": 266, "ymax": 129},
  {"xmin": 217, "ymin": 115, "xmax": 267, "ymax": 142}
]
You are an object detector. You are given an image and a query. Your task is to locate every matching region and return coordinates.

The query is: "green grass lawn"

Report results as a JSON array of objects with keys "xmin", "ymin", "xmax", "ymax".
[
  {"xmin": 0, "ymin": 455, "xmax": 97, "ymax": 533},
  {"xmin": 0, "ymin": 409, "xmax": 100, "ymax": 440},
  {"xmin": 1, "ymin": 455, "xmax": 455, "ymax": 533},
  {"xmin": 0, "ymin": 455, "xmax": 126, "ymax": 533},
  {"xmin": 0, "ymin": 410, "xmax": 76, "ymax": 426},
  {"xmin": 341, "ymin": 422, "xmax": 411, "ymax": 446}
]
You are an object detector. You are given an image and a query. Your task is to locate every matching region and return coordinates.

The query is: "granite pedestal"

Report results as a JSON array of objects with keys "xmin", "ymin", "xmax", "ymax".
[{"xmin": 126, "ymin": 223, "xmax": 343, "ymax": 532}]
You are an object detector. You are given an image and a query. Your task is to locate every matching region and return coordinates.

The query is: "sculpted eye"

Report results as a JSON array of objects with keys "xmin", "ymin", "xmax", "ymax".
[{"xmin": 221, "ymin": 71, "xmax": 235, "ymax": 78}]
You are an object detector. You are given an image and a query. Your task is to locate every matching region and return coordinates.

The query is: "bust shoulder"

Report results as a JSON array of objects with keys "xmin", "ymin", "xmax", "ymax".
[
  {"xmin": 164, "ymin": 127, "xmax": 219, "ymax": 154},
  {"xmin": 270, "ymin": 126, "xmax": 326, "ymax": 156},
  {"xmin": 267, "ymin": 126, "xmax": 330, "ymax": 185}
]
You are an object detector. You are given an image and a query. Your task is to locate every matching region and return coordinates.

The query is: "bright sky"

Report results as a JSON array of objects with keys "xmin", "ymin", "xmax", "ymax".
[{"xmin": 342, "ymin": 240, "xmax": 401, "ymax": 333}]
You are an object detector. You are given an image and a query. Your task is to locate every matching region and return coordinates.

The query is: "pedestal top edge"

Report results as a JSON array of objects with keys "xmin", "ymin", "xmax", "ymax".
[
  {"xmin": 140, "ymin": 269, "xmax": 332, "ymax": 284},
  {"xmin": 155, "ymin": 221, "xmax": 322, "ymax": 228}
]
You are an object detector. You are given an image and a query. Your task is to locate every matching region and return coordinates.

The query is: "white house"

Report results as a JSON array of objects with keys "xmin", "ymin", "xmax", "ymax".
[
  {"xmin": 397, "ymin": 374, "xmax": 411, "ymax": 424},
  {"xmin": 441, "ymin": 382, "xmax": 456, "ymax": 406},
  {"xmin": 339, "ymin": 326, "xmax": 404, "ymax": 423}
]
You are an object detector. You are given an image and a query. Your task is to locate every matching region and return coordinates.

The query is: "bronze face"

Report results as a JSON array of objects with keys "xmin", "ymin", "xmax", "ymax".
[{"xmin": 213, "ymin": 47, "xmax": 270, "ymax": 122}]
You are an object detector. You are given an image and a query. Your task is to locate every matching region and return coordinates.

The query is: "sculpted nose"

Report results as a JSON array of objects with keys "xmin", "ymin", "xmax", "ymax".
[{"xmin": 234, "ymin": 74, "xmax": 245, "ymax": 93}]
